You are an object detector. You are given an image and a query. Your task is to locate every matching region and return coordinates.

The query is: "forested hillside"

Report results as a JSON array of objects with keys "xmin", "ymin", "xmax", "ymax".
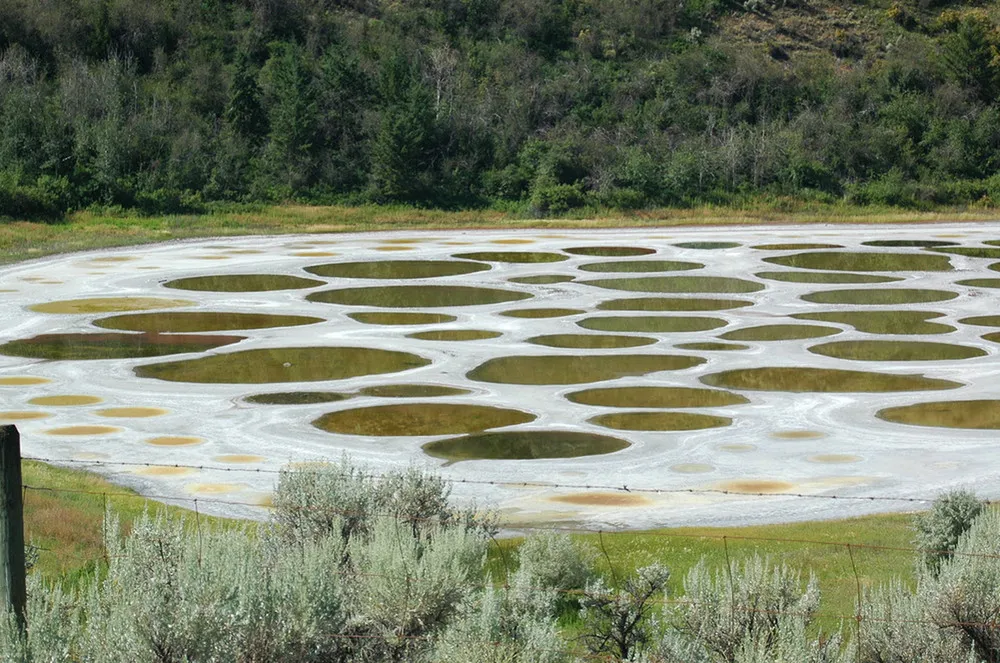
[{"xmin": 2, "ymin": 0, "xmax": 1000, "ymax": 219}]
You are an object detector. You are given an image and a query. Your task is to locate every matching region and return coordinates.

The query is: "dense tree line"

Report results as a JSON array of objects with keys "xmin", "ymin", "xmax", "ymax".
[{"xmin": 2, "ymin": 0, "xmax": 1000, "ymax": 219}]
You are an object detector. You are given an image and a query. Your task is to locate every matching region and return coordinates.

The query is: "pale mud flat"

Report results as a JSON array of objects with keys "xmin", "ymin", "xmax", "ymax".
[{"xmin": 1, "ymin": 223, "xmax": 999, "ymax": 529}]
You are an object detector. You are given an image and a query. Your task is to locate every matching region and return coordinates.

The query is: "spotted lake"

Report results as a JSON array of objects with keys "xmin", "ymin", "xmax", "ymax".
[{"xmin": 2, "ymin": 225, "xmax": 999, "ymax": 528}]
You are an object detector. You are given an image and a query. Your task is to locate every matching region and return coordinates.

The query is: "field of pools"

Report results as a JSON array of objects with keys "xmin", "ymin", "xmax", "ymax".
[{"xmin": 2, "ymin": 223, "xmax": 1000, "ymax": 528}]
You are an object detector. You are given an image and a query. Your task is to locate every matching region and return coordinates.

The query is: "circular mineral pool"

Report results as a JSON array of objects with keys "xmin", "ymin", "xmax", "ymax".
[
  {"xmin": 313, "ymin": 403, "xmax": 535, "ymax": 436},
  {"xmin": 877, "ymin": 400, "xmax": 1000, "ymax": 429},
  {"xmin": 308, "ymin": 285, "xmax": 532, "ymax": 308},
  {"xmin": 422, "ymin": 430, "xmax": 631, "ymax": 461},
  {"xmin": 589, "ymin": 411, "xmax": 732, "ymax": 431},
  {"xmin": 468, "ymin": 354, "xmax": 705, "ymax": 385},
  {"xmin": 136, "ymin": 347, "xmax": 430, "ymax": 383},
  {"xmin": 162, "ymin": 274, "xmax": 325, "ymax": 292},
  {"xmin": 305, "ymin": 260, "xmax": 490, "ymax": 279},
  {"xmin": 566, "ymin": 386, "xmax": 748, "ymax": 408},
  {"xmin": 701, "ymin": 367, "xmax": 962, "ymax": 392}
]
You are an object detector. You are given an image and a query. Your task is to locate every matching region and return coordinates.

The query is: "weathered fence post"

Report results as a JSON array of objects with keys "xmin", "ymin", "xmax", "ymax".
[{"xmin": 0, "ymin": 425, "xmax": 26, "ymax": 630}]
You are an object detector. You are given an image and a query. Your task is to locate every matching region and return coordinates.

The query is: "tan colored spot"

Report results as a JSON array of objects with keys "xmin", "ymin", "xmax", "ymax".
[
  {"xmin": 250, "ymin": 493, "xmax": 274, "ymax": 507},
  {"xmin": 88, "ymin": 256, "xmax": 137, "ymax": 263},
  {"xmin": 381, "ymin": 238, "xmax": 422, "ymax": 244},
  {"xmin": 442, "ymin": 241, "xmax": 472, "ymax": 245},
  {"xmin": 715, "ymin": 480, "xmax": 795, "ymax": 494},
  {"xmin": 0, "ymin": 376, "xmax": 51, "ymax": 386},
  {"xmin": 147, "ymin": 436, "xmax": 203, "ymax": 447},
  {"xmin": 223, "ymin": 249, "xmax": 265, "ymax": 254},
  {"xmin": 28, "ymin": 395, "xmax": 102, "ymax": 406},
  {"xmin": 72, "ymin": 452, "xmax": 109, "ymax": 461},
  {"xmin": 186, "ymin": 483, "xmax": 244, "ymax": 495},
  {"xmin": 719, "ymin": 443, "xmax": 756, "ymax": 452},
  {"xmin": 771, "ymin": 430, "xmax": 825, "ymax": 440},
  {"xmin": 0, "ymin": 411, "xmax": 50, "ymax": 421},
  {"xmin": 671, "ymin": 463, "xmax": 715, "ymax": 473},
  {"xmin": 135, "ymin": 466, "xmax": 196, "ymax": 477},
  {"xmin": 374, "ymin": 245, "xmax": 413, "ymax": 252},
  {"xmin": 292, "ymin": 251, "xmax": 337, "ymax": 257},
  {"xmin": 31, "ymin": 297, "xmax": 193, "ymax": 314},
  {"xmin": 96, "ymin": 407, "xmax": 169, "ymax": 418},
  {"xmin": 492, "ymin": 238, "xmax": 535, "ymax": 245},
  {"xmin": 0, "ymin": 289, "xmax": 18, "ymax": 293},
  {"xmin": 47, "ymin": 425, "xmax": 122, "ymax": 436},
  {"xmin": 137, "ymin": 266, "xmax": 161, "ymax": 270},
  {"xmin": 808, "ymin": 454, "xmax": 862, "ymax": 464},
  {"xmin": 214, "ymin": 454, "xmax": 266, "ymax": 464},
  {"xmin": 550, "ymin": 492, "xmax": 651, "ymax": 506},
  {"xmin": 193, "ymin": 255, "xmax": 231, "ymax": 260}
]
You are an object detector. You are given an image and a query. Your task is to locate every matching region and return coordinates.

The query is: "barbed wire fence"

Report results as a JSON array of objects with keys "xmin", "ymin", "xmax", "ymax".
[{"xmin": 6, "ymin": 426, "xmax": 1000, "ymax": 660}]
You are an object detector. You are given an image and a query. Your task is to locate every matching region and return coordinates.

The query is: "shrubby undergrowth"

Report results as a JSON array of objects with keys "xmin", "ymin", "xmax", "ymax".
[{"xmin": 1, "ymin": 462, "xmax": 998, "ymax": 663}]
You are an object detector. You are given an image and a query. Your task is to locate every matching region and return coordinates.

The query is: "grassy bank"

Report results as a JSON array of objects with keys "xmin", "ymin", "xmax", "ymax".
[{"xmin": 3, "ymin": 202, "xmax": 999, "ymax": 265}]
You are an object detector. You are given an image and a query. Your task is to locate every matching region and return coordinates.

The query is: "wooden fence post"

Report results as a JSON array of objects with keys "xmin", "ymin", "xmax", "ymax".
[{"xmin": 0, "ymin": 425, "xmax": 26, "ymax": 630}]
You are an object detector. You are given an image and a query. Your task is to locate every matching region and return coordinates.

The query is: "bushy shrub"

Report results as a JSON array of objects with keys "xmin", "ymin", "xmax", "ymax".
[
  {"xmin": 657, "ymin": 555, "xmax": 843, "ymax": 663},
  {"xmin": 579, "ymin": 563, "xmax": 671, "ymax": 661},
  {"xmin": 914, "ymin": 489, "xmax": 985, "ymax": 576}
]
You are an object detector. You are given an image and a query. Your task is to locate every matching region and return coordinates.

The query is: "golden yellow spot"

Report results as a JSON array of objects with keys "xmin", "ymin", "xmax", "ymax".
[
  {"xmin": 193, "ymin": 255, "xmax": 231, "ymax": 260},
  {"xmin": 291, "ymin": 251, "xmax": 338, "ymax": 257},
  {"xmin": 28, "ymin": 395, "xmax": 103, "ymax": 406},
  {"xmin": 771, "ymin": 430, "xmax": 825, "ymax": 440},
  {"xmin": 72, "ymin": 452, "xmax": 109, "ymax": 460},
  {"xmin": 249, "ymin": 493, "xmax": 275, "ymax": 507},
  {"xmin": 550, "ymin": 492, "xmax": 651, "ymax": 507},
  {"xmin": 381, "ymin": 238, "xmax": 422, "ymax": 244},
  {"xmin": 0, "ymin": 411, "xmax": 50, "ymax": 421},
  {"xmin": 147, "ymin": 436, "xmax": 203, "ymax": 447},
  {"xmin": 88, "ymin": 256, "xmax": 137, "ymax": 263},
  {"xmin": 135, "ymin": 466, "xmax": 196, "ymax": 477},
  {"xmin": 223, "ymin": 249, "xmax": 265, "ymax": 255},
  {"xmin": 719, "ymin": 443, "xmax": 756, "ymax": 452},
  {"xmin": 96, "ymin": 407, "xmax": 169, "ymax": 418},
  {"xmin": 213, "ymin": 454, "xmax": 266, "ymax": 464},
  {"xmin": 137, "ymin": 266, "xmax": 161, "ymax": 270},
  {"xmin": 808, "ymin": 454, "xmax": 862, "ymax": 464},
  {"xmin": 374, "ymin": 245, "xmax": 413, "ymax": 252},
  {"xmin": 715, "ymin": 480, "xmax": 795, "ymax": 494},
  {"xmin": 186, "ymin": 483, "xmax": 244, "ymax": 495},
  {"xmin": 31, "ymin": 297, "xmax": 193, "ymax": 314},
  {"xmin": 47, "ymin": 425, "xmax": 122, "ymax": 436},
  {"xmin": 0, "ymin": 376, "xmax": 52, "ymax": 386},
  {"xmin": 491, "ymin": 238, "xmax": 535, "ymax": 245}
]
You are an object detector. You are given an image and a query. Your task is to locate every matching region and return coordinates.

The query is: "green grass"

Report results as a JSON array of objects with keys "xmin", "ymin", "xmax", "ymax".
[
  {"xmin": 3, "ymin": 201, "xmax": 1000, "ymax": 265},
  {"xmin": 491, "ymin": 512, "xmax": 917, "ymax": 625},
  {"xmin": 22, "ymin": 460, "xmax": 232, "ymax": 584}
]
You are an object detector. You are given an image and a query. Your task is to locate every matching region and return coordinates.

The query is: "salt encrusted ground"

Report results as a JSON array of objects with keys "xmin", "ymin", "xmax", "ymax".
[{"xmin": 2, "ymin": 223, "xmax": 999, "ymax": 528}]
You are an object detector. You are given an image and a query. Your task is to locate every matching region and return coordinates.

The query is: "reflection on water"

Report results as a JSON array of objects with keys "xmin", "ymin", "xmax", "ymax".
[
  {"xmin": 468, "ymin": 354, "xmax": 705, "ymax": 385},
  {"xmin": 313, "ymin": 402, "xmax": 534, "ymax": 436},
  {"xmin": 137, "ymin": 346, "xmax": 430, "ymax": 383},
  {"xmin": 423, "ymin": 430, "xmax": 630, "ymax": 461}
]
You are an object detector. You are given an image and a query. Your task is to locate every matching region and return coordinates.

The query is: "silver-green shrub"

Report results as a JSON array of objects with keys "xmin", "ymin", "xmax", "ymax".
[
  {"xmin": 0, "ymin": 575, "xmax": 80, "ymax": 663},
  {"xmin": 914, "ymin": 489, "xmax": 985, "ymax": 577},
  {"xmin": 656, "ymin": 554, "xmax": 843, "ymax": 663}
]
